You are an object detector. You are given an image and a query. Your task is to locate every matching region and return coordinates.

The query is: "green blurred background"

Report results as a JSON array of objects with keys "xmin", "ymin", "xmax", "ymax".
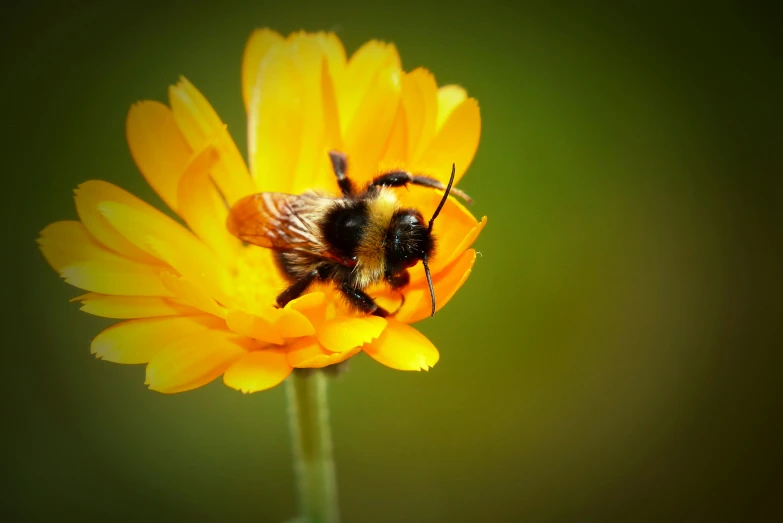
[{"xmin": 5, "ymin": 0, "xmax": 782, "ymax": 521}]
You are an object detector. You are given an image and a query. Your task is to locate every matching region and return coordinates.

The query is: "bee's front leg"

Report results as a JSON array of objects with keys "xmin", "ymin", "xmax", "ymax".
[
  {"xmin": 386, "ymin": 270, "xmax": 410, "ymax": 289},
  {"xmin": 275, "ymin": 269, "xmax": 320, "ymax": 308},
  {"xmin": 385, "ymin": 270, "xmax": 409, "ymax": 315},
  {"xmin": 339, "ymin": 281, "xmax": 390, "ymax": 317}
]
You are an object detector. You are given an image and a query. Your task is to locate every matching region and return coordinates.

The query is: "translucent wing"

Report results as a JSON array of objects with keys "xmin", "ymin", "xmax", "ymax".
[{"xmin": 227, "ymin": 191, "xmax": 349, "ymax": 264}]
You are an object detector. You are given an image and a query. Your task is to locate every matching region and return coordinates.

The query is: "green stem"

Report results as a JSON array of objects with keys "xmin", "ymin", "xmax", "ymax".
[{"xmin": 286, "ymin": 369, "xmax": 340, "ymax": 523}]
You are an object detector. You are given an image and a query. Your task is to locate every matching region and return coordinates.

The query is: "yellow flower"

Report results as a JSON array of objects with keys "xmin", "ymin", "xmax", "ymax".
[{"xmin": 37, "ymin": 29, "xmax": 486, "ymax": 394}]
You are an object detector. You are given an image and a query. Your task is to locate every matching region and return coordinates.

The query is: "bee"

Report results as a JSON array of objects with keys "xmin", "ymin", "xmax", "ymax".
[{"xmin": 226, "ymin": 151, "xmax": 471, "ymax": 317}]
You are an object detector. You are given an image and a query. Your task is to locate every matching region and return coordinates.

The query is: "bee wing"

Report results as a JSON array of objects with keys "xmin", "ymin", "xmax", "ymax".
[{"xmin": 227, "ymin": 191, "xmax": 346, "ymax": 264}]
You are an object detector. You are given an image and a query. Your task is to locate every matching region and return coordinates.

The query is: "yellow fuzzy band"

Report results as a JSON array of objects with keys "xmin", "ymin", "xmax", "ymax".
[{"xmin": 354, "ymin": 188, "xmax": 398, "ymax": 287}]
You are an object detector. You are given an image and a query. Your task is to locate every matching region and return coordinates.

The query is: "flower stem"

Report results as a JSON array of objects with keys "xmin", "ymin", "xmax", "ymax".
[{"xmin": 286, "ymin": 369, "xmax": 340, "ymax": 523}]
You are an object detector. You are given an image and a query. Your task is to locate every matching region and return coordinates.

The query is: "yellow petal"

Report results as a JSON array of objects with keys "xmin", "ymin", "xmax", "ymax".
[
  {"xmin": 78, "ymin": 294, "xmax": 196, "ymax": 318},
  {"xmin": 242, "ymin": 28, "xmax": 284, "ymax": 110},
  {"xmin": 160, "ymin": 272, "xmax": 227, "ymax": 318},
  {"xmin": 322, "ymin": 57, "xmax": 342, "ymax": 153},
  {"xmin": 284, "ymin": 33, "xmax": 347, "ymax": 195},
  {"xmin": 145, "ymin": 330, "xmax": 249, "ymax": 393},
  {"xmin": 276, "ymin": 292, "xmax": 325, "ymax": 337},
  {"xmin": 150, "ymin": 238, "xmax": 233, "ymax": 306},
  {"xmin": 97, "ymin": 201, "xmax": 232, "ymax": 304},
  {"xmin": 126, "ymin": 101, "xmax": 192, "ymax": 214},
  {"xmin": 168, "ymin": 77, "xmax": 254, "ymax": 205},
  {"xmin": 247, "ymin": 43, "xmax": 303, "ymax": 193},
  {"xmin": 287, "ymin": 39, "xmax": 329, "ymax": 195},
  {"xmin": 246, "ymin": 31, "xmax": 345, "ymax": 193},
  {"xmin": 447, "ymin": 215, "xmax": 487, "ymax": 269},
  {"xmin": 306, "ymin": 34, "xmax": 348, "ymax": 193},
  {"xmin": 316, "ymin": 315, "xmax": 387, "ymax": 353},
  {"xmin": 393, "ymin": 249, "xmax": 477, "ymax": 324},
  {"xmin": 436, "ymin": 85, "xmax": 467, "ymax": 130},
  {"xmin": 38, "ymin": 221, "xmax": 172, "ymax": 296},
  {"xmin": 410, "ymin": 97, "xmax": 481, "ymax": 186},
  {"xmin": 168, "ymin": 76, "xmax": 221, "ymax": 144},
  {"xmin": 292, "ymin": 31, "xmax": 346, "ymax": 76},
  {"xmin": 285, "ymin": 291, "xmax": 326, "ymax": 325},
  {"xmin": 91, "ymin": 315, "xmax": 225, "ymax": 364},
  {"xmin": 176, "ymin": 144, "xmax": 241, "ymax": 265},
  {"xmin": 402, "ymin": 68, "xmax": 438, "ymax": 163},
  {"xmin": 363, "ymin": 319, "xmax": 439, "ymax": 371},
  {"xmin": 341, "ymin": 63, "xmax": 402, "ymax": 186},
  {"xmin": 58, "ymin": 261, "xmax": 170, "ymax": 296},
  {"xmin": 379, "ymin": 102, "xmax": 408, "ymax": 167},
  {"xmin": 254, "ymin": 33, "xmax": 344, "ymax": 195},
  {"xmin": 91, "ymin": 194, "xmax": 196, "ymax": 259},
  {"xmin": 275, "ymin": 308, "xmax": 315, "ymax": 338},
  {"xmin": 74, "ymin": 181, "xmax": 161, "ymax": 264},
  {"xmin": 69, "ymin": 292, "xmax": 95, "ymax": 303},
  {"xmin": 299, "ymin": 58, "xmax": 344, "ymax": 195},
  {"xmin": 422, "ymin": 212, "xmax": 485, "ymax": 282},
  {"xmin": 286, "ymin": 337, "xmax": 361, "ymax": 369},
  {"xmin": 226, "ymin": 309, "xmax": 284, "ymax": 345},
  {"xmin": 223, "ymin": 348, "xmax": 292, "ymax": 393},
  {"xmin": 38, "ymin": 220, "xmax": 119, "ymax": 272},
  {"xmin": 338, "ymin": 41, "xmax": 401, "ymax": 133},
  {"xmin": 286, "ymin": 292, "xmax": 326, "ymax": 314}
]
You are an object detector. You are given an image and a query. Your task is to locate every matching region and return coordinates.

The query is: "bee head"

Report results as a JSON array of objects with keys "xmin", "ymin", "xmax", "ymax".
[
  {"xmin": 385, "ymin": 210, "xmax": 434, "ymax": 275},
  {"xmin": 385, "ymin": 163, "xmax": 457, "ymax": 317}
]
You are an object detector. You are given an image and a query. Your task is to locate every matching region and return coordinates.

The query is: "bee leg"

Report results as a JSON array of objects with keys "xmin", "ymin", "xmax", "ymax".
[
  {"xmin": 328, "ymin": 150, "xmax": 355, "ymax": 197},
  {"xmin": 388, "ymin": 290, "xmax": 406, "ymax": 315},
  {"xmin": 368, "ymin": 171, "xmax": 472, "ymax": 204},
  {"xmin": 385, "ymin": 270, "xmax": 409, "ymax": 315},
  {"xmin": 386, "ymin": 269, "xmax": 410, "ymax": 289},
  {"xmin": 275, "ymin": 269, "xmax": 319, "ymax": 308},
  {"xmin": 339, "ymin": 281, "xmax": 390, "ymax": 317}
]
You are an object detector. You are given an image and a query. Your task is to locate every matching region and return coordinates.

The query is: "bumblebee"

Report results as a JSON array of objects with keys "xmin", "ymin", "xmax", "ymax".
[{"xmin": 227, "ymin": 151, "xmax": 471, "ymax": 317}]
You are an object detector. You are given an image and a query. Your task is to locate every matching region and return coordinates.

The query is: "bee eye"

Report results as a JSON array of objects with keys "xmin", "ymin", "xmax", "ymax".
[{"xmin": 404, "ymin": 258, "xmax": 418, "ymax": 268}]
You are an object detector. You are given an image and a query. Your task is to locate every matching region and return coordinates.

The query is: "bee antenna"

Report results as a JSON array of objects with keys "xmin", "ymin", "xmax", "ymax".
[
  {"xmin": 428, "ymin": 163, "xmax": 456, "ymax": 233},
  {"xmin": 423, "ymin": 255, "xmax": 436, "ymax": 317},
  {"xmin": 424, "ymin": 162, "xmax": 455, "ymax": 317}
]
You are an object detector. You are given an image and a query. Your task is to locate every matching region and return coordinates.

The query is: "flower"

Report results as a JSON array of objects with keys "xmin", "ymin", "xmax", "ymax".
[{"xmin": 37, "ymin": 29, "xmax": 486, "ymax": 394}]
